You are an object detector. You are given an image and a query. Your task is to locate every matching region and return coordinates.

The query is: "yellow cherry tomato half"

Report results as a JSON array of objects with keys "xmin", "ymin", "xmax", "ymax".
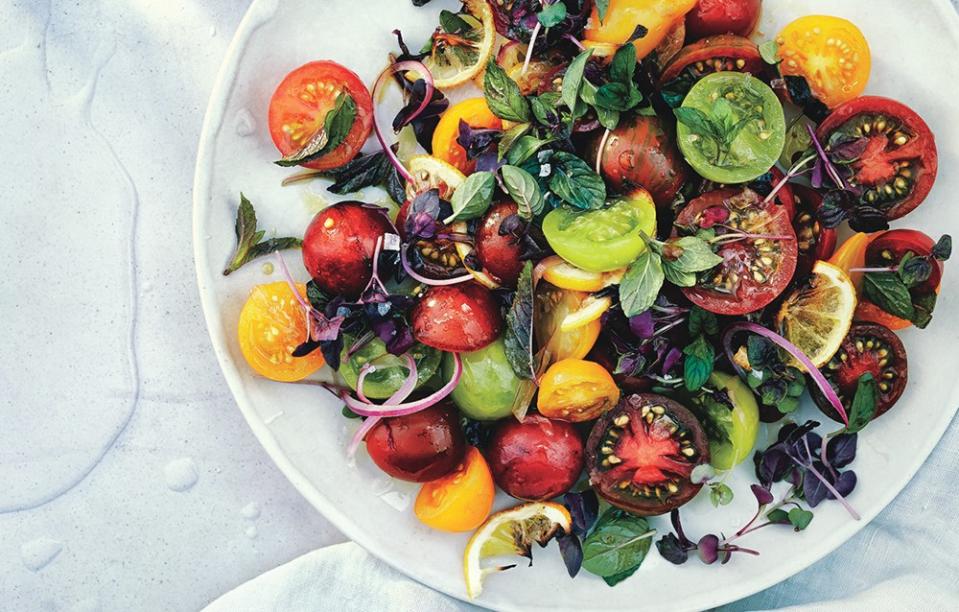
[
  {"xmin": 534, "ymin": 283, "xmax": 602, "ymax": 362},
  {"xmin": 414, "ymin": 447, "xmax": 495, "ymax": 532},
  {"xmin": 538, "ymin": 359, "xmax": 620, "ymax": 422},
  {"xmin": 776, "ymin": 15, "xmax": 871, "ymax": 108},
  {"xmin": 584, "ymin": 0, "xmax": 697, "ymax": 60},
  {"xmin": 432, "ymin": 98, "xmax": 503, "ymax": 174},
  {"xmin": 238, "ymin": 282, "xmax": 325, "ymax": 382}
]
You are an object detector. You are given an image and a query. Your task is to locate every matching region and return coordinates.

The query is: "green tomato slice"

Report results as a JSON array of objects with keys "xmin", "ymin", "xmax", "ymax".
[
  {"xmin": 443, "ymin": 338, "xmax": 520, "ymax": 421},
  {"xmin": 676, "ymin": 72, "xmax": 786, "ymax": 184},
  {"xmin": 542, "ymin": 190, "xmax": 657, "ymax": 273},
  {"xmin": 338, "ymin": 337, "xmax": 441, "ymax": 400},
  {"xmin": 704, "ymin": 370, "xmax": 760, "ymax": 470}
]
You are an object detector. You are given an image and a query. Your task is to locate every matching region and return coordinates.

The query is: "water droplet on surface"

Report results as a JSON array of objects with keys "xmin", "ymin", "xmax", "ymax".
[
  {"xmin": 21, "ymin": 537, "xmax": 63, "ymax": 572},
  {"xmin": 209, "ymin": 25, "xmax": 217, "ymax": 38},
  {"xmin": 163, "ymin": 458, "xmax": 198, "ymax": 492},
  {"xmin": 141, "ymin": 281, "xmax": 153, "ymax": 294},
  {"xmin": 234, "ymin": 108, "xmax": 256, "ymax": 137},
  {"xmin": 244, "ymin": 525, "xmax": 258, "ymax": 539},
  {"xmin": 379, "ymin": 490, "xmax": 411, "ymax": 512},
  {"xmin": 261, "ymin": 262, "xmax": 274, "ymax": 275},
  {"xmin": 240, "ymin": 502, "xmax": 261, "ymax": 519}
]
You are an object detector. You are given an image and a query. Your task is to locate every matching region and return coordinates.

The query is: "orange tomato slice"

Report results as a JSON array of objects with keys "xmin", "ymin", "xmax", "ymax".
[
  {"xmin": 414, "ymin": 447, "xmax": 495, "ymax": 532},
  {"xmin": 584, "ymin": 0, "xmax": 697, "ymax": 60},
  {"xmin": 432, "ymin": 98, "xmax": 502, "ymax": 174},
  {"xmin": 538, "ymin": 359, "xmax": 620, "ymax": 422}
]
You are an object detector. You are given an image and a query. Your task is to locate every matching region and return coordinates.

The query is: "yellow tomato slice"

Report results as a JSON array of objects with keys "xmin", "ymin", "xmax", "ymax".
[{"xmin": 584, "ymin": 0, "xmax": 697, "ymax": 60}]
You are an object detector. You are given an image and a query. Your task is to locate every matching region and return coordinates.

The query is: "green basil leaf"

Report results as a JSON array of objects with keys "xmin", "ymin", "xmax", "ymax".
[
  {"xmin": 594, "ymin": 82, "xmax": 643, "ymax": 112},
  {"xmin": 529, "ymin": 93, "xmax": 559, "ymax": 126},
  {"xmin": 507, "ymin": 134, "xmax": 554, "ymax": 165},
  {"xmin": 683, "ymin": 335, "xmax": 714, "ymax": 392},
  {"xmin": 619, "ymin": 251, "xmax": 665, "ymax": 317},
  {"xmin": 224, "ymin": 194, "xmax": 302, "ymax": 275},
  {"xmin": 787, "ymin": 508, "xmax": 814, "ymax": 531},
  {"xmin": 596, "ymin": 106, "xmax": 621, "ymax": 131},
  {"xmin": 767, "ymin": 509, "xmax": 790, "ymax": 524},
  {"xmin": 582, "ymin": 508, "xmax": 654, "ymax": 581},
  {"xmin": 667, "ymin": 236, "xmax": 724, "ymax": 273},
  {"xmin": 497, "ymin": 123, "xmax": 530, "ymax": 161},
  {"xmin": 912, "ymin": 292, "xmax": 937, "ymax": 329},
  {"xmin": 548, "ymin": 151, "xmax": 606, "ymax": 210},
  {"xmin": 484, "ymin": 60, "xmax": 530, "ymax": 122},
  {"xmin": 504, "ymin": 262, "xmax": 536, "ymax": 379},
  {"xmin": 609, "ymin": 42, "xmax": 637, "ymax": 85},
  {"xmin": 897, "ymin": 252, "xmax": 933, "ymax": 289},
  {"xmin": 663, "ymin": 264, "xmax": 697, "ymax": 287},
  {"xmin": 595, "ymin": 0, "xmax": 610, "ymax": 23},
  {"xmin": 439, "ymin": 9, "xmax": 470, "ymax": 33},
  {"xmin": 445, "ymin": 171, "xmax": 495, "ymax": 223},
  {"xmin": 673, "ymin": 106, "xmax": 720, "ymax": 141},
  {"xmin": 537, "ymin": 1, "xmax": 567, "ymax": 27},
  {"xmin": 275, "ymin": 93, "xmax": 356, "ymax": 167},
  {"xmin": 501, "ymin": 165, "xmax": 544, "ymax": 220},
  {"xmin": 845, "ymin": 373, "xmax": 877, "ymax": 434},
  {"xmin": 602, "ymin": 566, "xmax": 639, "ymax": 587},
  {"xmin": 688, "ymin": 306, "xmax": 719, "ymax": 337},
  {"xmin": 562, "ymin": 49, "xmax": 593, "ymax": 111},
  {"xmin": 933, "ymin": 235, "xmax": 952, "ymax": 261},
  {"xmin": 862, "ymin": 272, "xmax": 916, "ymax": 320},
  {"xmin": 759, "ymin": 40, "xmax": 780, "ymax": 65}
]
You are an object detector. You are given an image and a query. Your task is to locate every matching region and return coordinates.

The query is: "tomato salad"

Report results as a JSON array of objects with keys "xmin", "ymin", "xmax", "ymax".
[{"xmin": 223, "ymin": 0, "xmax": 951, "ymax": 598}]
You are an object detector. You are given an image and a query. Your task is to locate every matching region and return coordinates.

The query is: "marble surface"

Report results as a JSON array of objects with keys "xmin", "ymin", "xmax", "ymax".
[{"xmin": 2, "ymin": 1, "xmax": 957, "ymax": 611}]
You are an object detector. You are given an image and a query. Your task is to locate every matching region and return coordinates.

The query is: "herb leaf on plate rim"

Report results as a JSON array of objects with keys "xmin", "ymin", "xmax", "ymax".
[{"xmin": 224, "ymin": 193, "xmax": 302, "ymax": 275}]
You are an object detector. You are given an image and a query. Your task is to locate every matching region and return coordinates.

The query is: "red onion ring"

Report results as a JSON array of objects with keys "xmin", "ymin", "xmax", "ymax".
[
  {"xmin": 341, "ymin": 352, "xmax": 462, "ymax": 418},
  {"xmin": 401, "ymin": 244, "xmax": 474, "ymax": 286},
  {"xmin": 723, "ymin": 322, "xmax": 849, "ymax": 426},
  {"xmin": 346, "ymin": 354, "xmax": 419, "ymax": 457},
  {"xmin": 372, "ymin": 60, "xmax": 435, "ymax": 184}
]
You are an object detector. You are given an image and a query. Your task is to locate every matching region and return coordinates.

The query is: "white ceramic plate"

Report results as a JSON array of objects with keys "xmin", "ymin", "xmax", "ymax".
[{"xmin": 194, "ymin": 1, "xmax": 959, "ymax": 609}]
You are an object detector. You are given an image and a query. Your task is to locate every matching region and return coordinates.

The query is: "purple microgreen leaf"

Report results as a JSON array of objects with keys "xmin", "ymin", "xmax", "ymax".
[
  {"xmin": 655, "ymin": 533, "xmax": 689, "ymax": 565},
  {"xmin": 564, "ymin": 489, "xmax": 600, "ymax": 538},
  {"xmin": 629, "ymin": 311, "xmax": 656, "ymax": 340},
  {"xmin": 831, "ymin": 470, "xmax": 858, "ymax": 499},
  {"xmin": 826, "ymin": 433, "xmax": 858, "ymax": 469},
  {"xmin": 751, "ymin": 484, "xmax": 775, "ymax": 507},
  {"xmin": 697, "ymin": 534, "xmax": 720, "ymax": 565},
  {"xmin": 661, "ymin": 347, "xmax": 683, "ymax": 376}
]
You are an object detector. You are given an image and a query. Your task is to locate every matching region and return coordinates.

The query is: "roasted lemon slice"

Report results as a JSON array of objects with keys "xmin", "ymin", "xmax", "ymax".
[
  {"xmin": 422, "ymin": 0, "xmax": 495, "ymax": 89},
  {"xmin": 406, "ymin": 155, "xmax": 466, "ymax": 200}
]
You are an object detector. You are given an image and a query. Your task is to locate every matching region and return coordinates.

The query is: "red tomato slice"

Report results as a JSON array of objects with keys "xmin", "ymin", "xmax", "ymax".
[
  {"xmin": 268, "ymin": 61, "xmax": 374, "ymax": 171},
  {"xmin": 658, "ymin": 34, "xmax": 765, "ymax": 88},
  {"xmin": 675, "ymin": 188, "xmax": 798, "ymax": 316}
]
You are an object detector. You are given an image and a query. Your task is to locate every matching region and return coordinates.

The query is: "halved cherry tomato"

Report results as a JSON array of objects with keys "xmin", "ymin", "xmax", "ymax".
[
  {"xmin": 791, "ymin": 185, "xmax": 837, "ymax": 277},
  {"xmin": 538, "ymin": 359, "xmax": 621, "ymax": 422},
  {"xmin": 412, "ymin": 283, "xmax": 503, "ymax": 352},
  {"xmin": 365, "ymin": 402, "xmax": 466, "ymax": 482},
  {"xmin": 817, "ymin": 97, "xmax": 938, "ymax": 220},
  {"xmin": 584, "ymin": 0, "xmax": 698, "ymax": 60},
  {"xmin": 432, "ymin": 98, "xmax": 503, "ymax": 174},
  {"xmin": 658, "ymin": 34, "xmax": 765, "ymax": 100},
  {"xmin": 685, "ymin": 0, "xmax": 761, "ymax": 41},
  {"xmin": 237, "ymin": 282, "xmax": 325, "ymax": 382},
  {"xmin": 475, "ymin": 201, "xmax": 524, "ymax": 287},
  {"xmin": 776, "ymin": 15, "xmax": 870, "ymax": 108},
  {"xmin": 415, "ymin": 447, "xmax": 495, "ymax": 532},
  {"xmin": 534, "ymin": 283, "xmax": 602, "ymax": 361},
  {"xmin": 675, "ymin": 188, "xmax": 798, "ymax": 315},
  {"xmin": 268, "ymin": 61, "xmax": 374, "ymax": 171}
]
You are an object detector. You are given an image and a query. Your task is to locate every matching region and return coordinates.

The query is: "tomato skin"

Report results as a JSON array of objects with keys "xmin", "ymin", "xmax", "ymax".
[
  {"xmin": 486, "ymin": 415, "xmax": 584, "ymax": 501},
  {"xmin": 702, "ymin": 371, "xmax": 758, "ymax": 470},
  {"xmin": 659, "ymin": 34, "xmax": 764, "ymax": 86},
  {"xmin": 791, "ymin": 185, "xmax": 837, "ymax": 277},
  {"xmin": 414, "ymin": 447, "xmax": 495, "ymax": 532},
  {"xmin": 534, "ymin": 283, "xmax": 602, "ymax": 361},
  {"xmin": 365, "ymin": 403, "xmax": 466, "ymax": 483},
  {"xmin": 584, "ymin": 0, "xmax": 698, "ymax": 60},
  {"xmin": 817, "ymin": 97, "xmax": 938, "ymax": 220},
  {"xmin": 268, "ymin": 61, "xmax": 373, "ymax": 171},
  {"xmin": 444, "ymin": 339, "xmax": 520, "ymax": 421},
  {"xmin": 412, "ymin": 283, "xmax": 503, "ymax": 352},
  {"xmin": 475, "ymin": 202, "xmax": 524, "ymax": 288},
  {"xmin": 595, "ymin": 114, "xmax": 689, "ymax": 208},
  {"xmin": 431, "ymin": 98, "xmax": 502, "ymax": 174},
  {"xmin": 685, "ymin": 0, "xmax": 761, "ymax": 40},
  {"xmin": 538, "ymin": 359, "xmax": 620, "ymax": 423},
  {"xmin": 302, "ymin": 202, "xmax": 394, "ymax": 299},
  {"xmin": 237, "ymin": 282, "xmax": 325, "ymax": 382},
  {"xmin": 676, "ymin": 189, "xmax": 798, "ymax": 315}
]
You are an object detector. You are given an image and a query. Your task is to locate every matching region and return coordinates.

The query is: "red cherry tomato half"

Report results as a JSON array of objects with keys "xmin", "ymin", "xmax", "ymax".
[
  {"xmin": 685, "ymin": 0, "xmax": 762, "ymax": 41},
  {"xmin": 791, "ymin": 185, "xmax": 838, "ymax": 277},
  {"xmin": 268, "ymin": 61, "xmax": 374, "ymax": 171},
  {"xmin": 412, "ymin": 283, "xmax": 503, "ymax": 352},
  {"xmin": 865, "ymin": 229, "xmax": 942, "ymax": 294},
  {"xmin": 816, "ymin": 96, "xmax": 938, "ymax": 220},
  {"xmin": 475, "ymin": 202, "xmax": 524, "ymax": 288},
  {"xmin": 676, "ymin": 188, "xmax": 798, "ymax": 315},
  {"xmin": 658, "ymin": 34, "xmax": 765, "ymax": 89},
  {"xmin": 486, "ymin": 415, "xmax": 584, "ymax": 501},
  {"xmin": 302, "ymin": 202, "xmax": 394, "ymax": 299},
  {"xmin": 364, "ymin": 402, "xmax": 466, "ymax": 483}
]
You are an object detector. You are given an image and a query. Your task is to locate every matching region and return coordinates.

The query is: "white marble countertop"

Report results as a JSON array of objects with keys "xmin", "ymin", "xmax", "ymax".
[{"xmin": 3, "ymin": 2, "xmax": 958, "ymax": 611}]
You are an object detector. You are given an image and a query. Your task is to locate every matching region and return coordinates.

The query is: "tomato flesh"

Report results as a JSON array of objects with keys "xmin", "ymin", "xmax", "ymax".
[
  {"xmin": 411, "ymin": 283, "xmax": 503, "ymax": 352},
  {"xmin": 537, "ymin": 359, "xmax": 620, "ymax": 422},
  {"xmin": 268, "ymin": 61, "xmax": 373, "ymax": 171},
  {"xmin": 791, "ymin": 185, "xmax": 837, "ymax": 277},
  {"xmin": 676, "ymin": 188, "xmax": 798, "ymax": 315},
  {"xmin": 817, "ymin": 97, "xmax": 938, "ymax": 220},
  {"xmin": 685, "ymin": 0, "xmax": 761, "ymax": 40}
]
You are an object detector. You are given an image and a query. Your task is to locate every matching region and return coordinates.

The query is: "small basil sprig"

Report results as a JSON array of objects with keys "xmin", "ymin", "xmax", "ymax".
[
  {"xmin": 843, "ymin": 373, "xmax": 878, "ymax": 434},
  {"xmin": 548, "ymin": 151, "xmax": 606, "ymax": 210},
  {"xmin": 503, "ymin": 261, "xmax": 536, "ymax": 379},
  {"xmin": 861, "ymin": 236, "xmax": 951, "ymax": 328},
  {"xmin": 619, "ymin": 233, "xmax": 724, "ymax": 316},
  {"xmin": 444, "ymin": 171, "xmax": 495, "ymax": 223},
  {"xmin": 581, "ymin": 507, "xmax": 656, "ymax": 587},
  {"xmin": 224, "ymin": 194, "xmax": 302, "ymax": 275},
  {"xmin": 275, "ymin": 92, "xmax": 356, "ymax": 167},
  {"xmin": 500, "ymin": 165, "xmax": 544, "ymax": 220},
  {"xmin": 537, "ymin": 1, "xmax": 567, "ymax": 27},
  {"xmin": 561, "ymin": 49, "xmax": 593, "ymax": 112},
  {"xmin": 483, "ymin": 60, "xmax": 530, "ymax": 123},
  {"xmin": 683, "ymin": 335, "xmax": 715, "ymax": 392},
  {"xmin": 674, "ymin": 96, "xmax": 762, "ymax": 165}
]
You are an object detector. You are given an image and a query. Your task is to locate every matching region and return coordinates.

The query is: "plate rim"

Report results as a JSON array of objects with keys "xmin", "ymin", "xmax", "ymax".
[{"xmin": 192, "ymin": 2, "xmax": 959, "ymax": 610}]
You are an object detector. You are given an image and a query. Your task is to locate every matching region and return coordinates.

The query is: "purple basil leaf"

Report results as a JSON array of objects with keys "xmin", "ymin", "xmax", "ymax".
[
  {"xmin": 750, "ymin": 484, "xmax": 775, "ymax": 506},
  {"xmin": 827, "ymin": 433, "xmax": 858, "ymax": 468},
  {"xmin": 697, "ymin": 534, "xmax": 720, "ymax": 565},
  {"xmin": 457, "ymin": 119, "xmax": 502, "ymax": 161},
  {"xmin": 475, "ymin": 150, "xmax": 503, "ymax": 173},
  {"xmin": 563, "ymin": 489, "xmax": 599, "ymax": 538},
  {"xmin": 661, "ymin": 347, "xmax": 683, "ymax": 375},
  {"xmin": 320, "ymin": 336, "xmax": 344, "ymax": 371},
  {"xmin": 831, "ymin": 470, "xmax": 857, "ymax": 498},
  {"xmin": 803, "ymin": 468, "xmax": 830, "ymax": 507},
  {"xmin": 811, "ymin": 158, "xmax": 824, "ymax": 188},
  {"xmin": 655, "ymin": 533, "xmax": 689, "ymax": 565},
  {"xmin": 629, "ymin": 311, "xmax": 655, "ymax": 340},
  {"xmin": 829, "ymin": 137, "xmax": 869, "ymax": 163},
  {"xmin": 557, "ymin": 533, "xmax": 584, "ymax": 578}
]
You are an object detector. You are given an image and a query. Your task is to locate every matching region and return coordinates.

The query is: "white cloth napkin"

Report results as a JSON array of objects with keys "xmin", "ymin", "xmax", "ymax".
[{"xmin": 205, "ymin": 409, "xmax": 959, "ymax": 612}]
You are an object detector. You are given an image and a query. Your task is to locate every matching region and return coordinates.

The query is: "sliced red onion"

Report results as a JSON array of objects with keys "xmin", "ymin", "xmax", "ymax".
[
  {"xmin": 401, "ymin": 244, "xmax": 474, "ymax": 285},
  {"xmin": 341, "ymin": 351, "xmax": 462, "ymax": 418},
  {"xmin": 354, "ymin": 363, "xmax": 376, "ymax": 404},
  {"xmin": 520, "ymin": 22, "xmax": 541, "ymax": 76},
  {"xmin": 346, "ymin": 354, "xmax": 419, "ymax": 457},
  {"xmin": 372, "ymin": 60, "xmax": 435, "ymax": 184},
  {"xmin": 723, "ymin": 322, "xmax": 849, "ymax": 426}
]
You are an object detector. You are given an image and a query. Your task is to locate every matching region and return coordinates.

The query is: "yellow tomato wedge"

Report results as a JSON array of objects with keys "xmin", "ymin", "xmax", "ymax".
[
  {"xmin": 541, "ymin": 256, "xmax": 606, "ymax": 292},
  {"xmin": 584, "ymin": 0, "xmax": 697, "ymax": 60},
  {"xmin": 464, "ymin": 502, "xmax": 572, "ymax": 599}
]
